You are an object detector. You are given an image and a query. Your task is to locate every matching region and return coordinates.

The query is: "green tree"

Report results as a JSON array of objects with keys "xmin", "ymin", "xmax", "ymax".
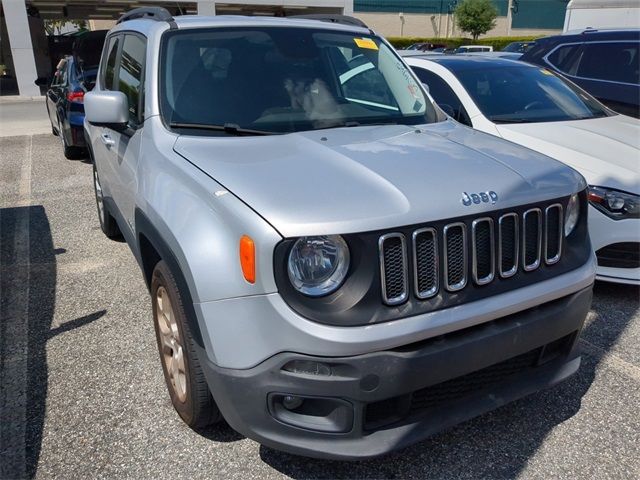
[{"xmin": 454, "ymin": 0, "xmax": 498, "ymax": 41}]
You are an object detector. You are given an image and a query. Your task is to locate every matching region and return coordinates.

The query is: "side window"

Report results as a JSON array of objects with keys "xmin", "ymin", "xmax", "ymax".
[
  {"xmin": 577, "ymin": 42, "xmax": 639, "ymax": 84},
  {"xmin": 102, "ymin": 35, "xmax": 120, "ymax": 90},
  {"xmin": 547, "ymin": 43, "xmax": 583, "ymax": 76},
  {"xmin": 117, "ymin": 34, "xmax": 146, "ymax": 126},
  {"xmin": 413, "ymin": 68, "xmax": 471, "ymax": 126}
]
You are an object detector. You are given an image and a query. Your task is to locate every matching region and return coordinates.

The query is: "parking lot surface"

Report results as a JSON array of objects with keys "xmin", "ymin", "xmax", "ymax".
[{"xmin": 1, "ymin": 130, "xmax": 639, "ymax": 479}]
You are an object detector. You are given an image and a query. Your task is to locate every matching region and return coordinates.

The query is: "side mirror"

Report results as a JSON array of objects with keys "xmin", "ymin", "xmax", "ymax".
[
  {"xmin": 34, "ymin": 77, "xmax": 50, "ymax": 86},
  {"xmin": 85, "ymin": 90, "xmax": 128, "ymax": 129},
  {"xmin": 421, "ymin": 82, "xmax": 430, "ymax": 93}
]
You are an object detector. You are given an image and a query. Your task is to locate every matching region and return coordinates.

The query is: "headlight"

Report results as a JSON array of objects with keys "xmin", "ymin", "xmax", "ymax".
[
  {"xmin": 588, "ymin": 186, "xmax": 640, "ymax": 220},
  {"xmin": 564, "ymin": 193, "xmax": 580, "ymax": 237},
  {"xmin": 287, "ymin": 235, "xmax": 350, "ymax": 297}
]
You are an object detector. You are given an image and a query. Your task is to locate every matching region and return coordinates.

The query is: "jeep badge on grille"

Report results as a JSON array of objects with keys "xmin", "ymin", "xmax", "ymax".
[{"xmin": 462, "ymin": 191, "xmax": 498, "ymax": 206}]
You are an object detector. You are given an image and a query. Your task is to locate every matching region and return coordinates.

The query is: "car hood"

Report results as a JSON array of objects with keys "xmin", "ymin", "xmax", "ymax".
[
  {"xmin": 174, "ymin": 120, "xmax": 585, "ymax": 238},
  {"xmin": 495, "ymin": 115, "xmax": 640, "ymax": 194}
]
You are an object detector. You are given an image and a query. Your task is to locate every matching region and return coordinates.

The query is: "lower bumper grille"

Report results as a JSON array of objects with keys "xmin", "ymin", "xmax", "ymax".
[
  {"xmin": 364, "ymin": 333, "xmax": 576, "ymax": 431},
  {"xmin": 596, "ymin": 242, "xmax": 640, "ymax": 269}
]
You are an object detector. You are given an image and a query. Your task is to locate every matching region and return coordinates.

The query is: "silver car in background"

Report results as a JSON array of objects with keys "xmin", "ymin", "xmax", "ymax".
[{"xmin": 84, "ymin": 8, "xmax": 595, "ymax": 459}]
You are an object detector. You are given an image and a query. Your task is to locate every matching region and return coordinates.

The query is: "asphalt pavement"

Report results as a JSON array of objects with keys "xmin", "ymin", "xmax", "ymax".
[{"xmin": 0, "ymin": 117, "xmax": 639, "ymax": 479}]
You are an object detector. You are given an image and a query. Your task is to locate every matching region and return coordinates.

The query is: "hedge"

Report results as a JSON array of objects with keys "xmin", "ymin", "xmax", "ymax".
[{"xmin": 386, "ymin": 36, "xmax": 542, "ymax": 51}]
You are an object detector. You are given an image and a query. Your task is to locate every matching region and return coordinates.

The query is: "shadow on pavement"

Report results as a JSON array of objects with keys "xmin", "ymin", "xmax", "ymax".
[
  {"xmin": 0, "ymin": 206, "xmax": 105, "ymax": 479},
  {"xmin": 259, "ymin": 282, "xmax": 638, "ymax": 478},
  {"xmin": 196, "ymin": 420, "xmax": 245, "ymax": 443}
]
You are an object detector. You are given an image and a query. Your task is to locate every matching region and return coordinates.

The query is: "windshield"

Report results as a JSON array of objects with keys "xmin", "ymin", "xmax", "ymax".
[
  {"xmin": 160, "ymin": 27, "xmax": 437, "ymax": 134},
  {"xmin": 455, "ymin": 64, "xmax": 611, "ymax": 123}
]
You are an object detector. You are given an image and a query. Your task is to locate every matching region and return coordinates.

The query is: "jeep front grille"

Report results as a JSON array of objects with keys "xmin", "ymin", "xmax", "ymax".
[{"xmin": 378, "ymin": 207, "xmax": 564, "ymax": 305}]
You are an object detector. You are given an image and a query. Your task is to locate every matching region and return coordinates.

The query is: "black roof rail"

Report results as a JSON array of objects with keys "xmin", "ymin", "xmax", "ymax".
[
  {"xmin": 288, "ymin": 14, "xmax": 368, "ymax": 29},
  {"xmin": 117, "ymin": 6, "xmax": 174, "ymax": 25}
]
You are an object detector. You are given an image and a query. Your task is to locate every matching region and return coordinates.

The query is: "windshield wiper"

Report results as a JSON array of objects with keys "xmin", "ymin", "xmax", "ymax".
[
  {"xmin": 490, "ymin": 117, "xmax": 535, "ymax": 124},
  {"xmin": 169, "ymin": 122, "xmax": 273, "ymax": 136}
]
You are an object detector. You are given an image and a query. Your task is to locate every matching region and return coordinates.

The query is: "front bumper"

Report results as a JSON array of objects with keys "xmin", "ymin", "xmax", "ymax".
[
  {"xmin": 200, "ymin": 286, "xmax": 592, "ymax": 460},
  {"xmin": 589, "ymin": 206, "xmax": 640, "ymax": 285}
]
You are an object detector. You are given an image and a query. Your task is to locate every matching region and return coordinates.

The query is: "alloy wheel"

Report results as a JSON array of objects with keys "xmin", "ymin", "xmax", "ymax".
[{"xmin": 155, "ymin": 286, "xmax": 187, "ymax": 402}]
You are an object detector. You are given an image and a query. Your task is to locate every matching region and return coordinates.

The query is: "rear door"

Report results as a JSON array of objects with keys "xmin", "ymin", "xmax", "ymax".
[
  {"xmin": 572, "ymin": 41, "xmax": 639, "ymax": 117},
  {"xmin": 544, "ymin": 40, "xmax": 640, "ymax": 117}
]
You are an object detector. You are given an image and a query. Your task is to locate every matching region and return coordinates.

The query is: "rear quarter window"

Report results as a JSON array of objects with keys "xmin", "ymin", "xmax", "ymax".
[{"xmin": 547, "ymin": 43, "xmax": 583, "ymax": 76}]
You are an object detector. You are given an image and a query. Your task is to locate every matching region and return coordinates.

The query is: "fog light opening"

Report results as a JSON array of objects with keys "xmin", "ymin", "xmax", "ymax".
[{"xmin": 282, "ymin": 395, "xmax": 304, "ymax": 411}]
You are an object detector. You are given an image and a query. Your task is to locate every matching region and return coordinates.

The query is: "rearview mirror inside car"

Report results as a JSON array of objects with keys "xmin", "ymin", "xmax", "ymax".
[{"xmin": 85, "ymin": 91, "xmax": 129, "ymax": 129}]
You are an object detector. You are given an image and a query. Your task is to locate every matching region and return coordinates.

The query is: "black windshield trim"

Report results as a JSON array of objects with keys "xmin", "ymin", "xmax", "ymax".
[{"xmin": 169, "ymin": 122, "xmax": 274, "ymax": 136}]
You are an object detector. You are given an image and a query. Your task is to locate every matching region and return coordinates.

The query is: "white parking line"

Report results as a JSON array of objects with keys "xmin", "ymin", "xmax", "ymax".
[{"xmin": 0, "ymin": 135, "xmax": 32, "ymax": 479}]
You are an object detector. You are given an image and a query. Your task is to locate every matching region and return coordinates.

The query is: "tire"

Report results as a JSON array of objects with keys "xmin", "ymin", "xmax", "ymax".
[
  {"xmin": 151, "ymin": 260, "xmax": 221, "ymax": 428},
  {"xmin": 92, "ymin": 162, "xmax": 121, "ymax": 239},
  {"xmin": 58, "ymin": 117, "xmax": 82, "ymax": 159}
]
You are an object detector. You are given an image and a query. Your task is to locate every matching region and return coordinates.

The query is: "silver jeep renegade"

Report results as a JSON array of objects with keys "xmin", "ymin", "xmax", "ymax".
[{"xmin": 84, "ymin": 8, "xmax": 595, "ymax": 460}]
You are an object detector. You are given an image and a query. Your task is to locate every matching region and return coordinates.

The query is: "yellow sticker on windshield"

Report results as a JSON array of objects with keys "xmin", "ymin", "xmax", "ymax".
[
  {"xmin": 540, "ymin": 68, "xmax": 554, "ymax": 75},
  {"xmin": 354, "ymin": 38, "xmax": 378, "ymax": 50}
]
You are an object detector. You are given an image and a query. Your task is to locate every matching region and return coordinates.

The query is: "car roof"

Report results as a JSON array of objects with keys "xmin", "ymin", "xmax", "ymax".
[
  {"xmin": 540, "ymin": 28, "xmax": 640, "ymax": 43},
  {"xmin": 408, "ymin": 54, "xmax": 532, "ymax": 72},
  {"xmin": 111, "ymin": 14, "xmax": 371, "ymax": 37}
]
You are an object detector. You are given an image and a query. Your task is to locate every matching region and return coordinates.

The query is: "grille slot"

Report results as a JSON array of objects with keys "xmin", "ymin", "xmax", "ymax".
[
  {"xmin": 545, "ymin": 204, "xmax": 563, "ymax": 265},
  {"xmin": 472, "ymin": 218, "xmax": 495, "ymax": 285},
  {"xmin": 412, "ymin": 228, "xmax": 438, "ymax": 299},
  {"xmin": 443, "ymin": 223, "xmax": 467, "ymax": 292},
  {"xmin": 523, "ymin": 208, "xmax": 542, "ymax": 271},
  {"xmin": 379, "ymin": 233, "xmax": 408, "ymax": 305},
  {"xmin": 498, "ymin": 213, "xmax": 519, "ymax": 278}
]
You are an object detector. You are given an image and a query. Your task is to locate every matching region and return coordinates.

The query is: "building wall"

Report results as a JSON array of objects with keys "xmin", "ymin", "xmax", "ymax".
[
  {"xmin": 355, "ymin": 11, "xmax": 560, "ymax": 38},
  {"xmin": 354, "ymin": 0, "xmax": 569, "ymax": 35}
]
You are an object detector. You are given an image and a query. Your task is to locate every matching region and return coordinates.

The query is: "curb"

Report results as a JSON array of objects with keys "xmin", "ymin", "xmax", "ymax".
[{"xmin": 0, "ymin": 96, "xmax": 46, "ymax": 104}]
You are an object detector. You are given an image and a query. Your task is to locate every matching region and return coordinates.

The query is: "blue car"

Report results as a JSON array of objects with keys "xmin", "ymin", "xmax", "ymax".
[
  {"xmin": 521, "ymin": 29, "xmax": 640, "ymax": 118},
  {"xmin": 39, "ymin": 30, "xmax": 107, "ymax": 159}
]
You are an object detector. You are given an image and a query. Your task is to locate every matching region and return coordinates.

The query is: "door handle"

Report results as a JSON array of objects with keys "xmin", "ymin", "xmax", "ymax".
[{"xmin": 100, "ymin": 133, "xmax": 115, "ymax": 148}]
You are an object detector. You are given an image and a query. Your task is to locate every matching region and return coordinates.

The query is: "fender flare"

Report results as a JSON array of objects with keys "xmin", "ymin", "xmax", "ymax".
[{"xmin": 135, "ymin": 208, "xmax": 204, "ymax": 347}]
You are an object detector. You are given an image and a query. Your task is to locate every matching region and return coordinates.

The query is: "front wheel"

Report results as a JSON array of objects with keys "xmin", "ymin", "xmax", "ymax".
[{"xmin": 151, "ymin": 261, "xmax": 221, "ymax": 428}]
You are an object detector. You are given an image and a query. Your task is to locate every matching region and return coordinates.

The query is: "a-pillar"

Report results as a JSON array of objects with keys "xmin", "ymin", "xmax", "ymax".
[{"xmin": 1, "ymin": 0, "xmax": 40, "ymax": 97}]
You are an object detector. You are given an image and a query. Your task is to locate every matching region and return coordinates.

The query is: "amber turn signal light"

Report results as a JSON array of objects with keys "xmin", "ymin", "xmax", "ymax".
[{"xmin": 239, "ymin": 235, "xmax": 255, "ymax": 284}]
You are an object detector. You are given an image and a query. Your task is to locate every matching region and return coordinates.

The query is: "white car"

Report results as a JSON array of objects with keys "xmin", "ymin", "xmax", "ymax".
[
  {"xmin": 407, "ymin": 55, "xmax": 640, "ymax": 285},
  {"xmin": 456, "ymin": 45, "xmax": 493, "ymax": 53}
]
